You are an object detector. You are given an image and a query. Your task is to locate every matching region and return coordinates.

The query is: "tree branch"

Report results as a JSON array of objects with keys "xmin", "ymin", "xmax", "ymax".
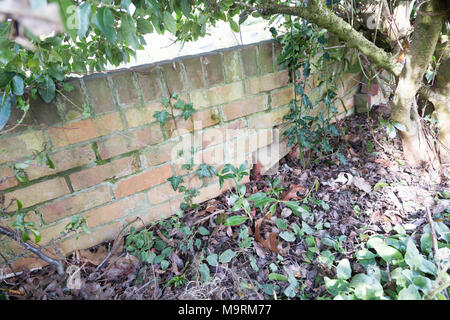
[{"xmin": 237, "ymin": 1, "xmax": 403, "ymax": 76}]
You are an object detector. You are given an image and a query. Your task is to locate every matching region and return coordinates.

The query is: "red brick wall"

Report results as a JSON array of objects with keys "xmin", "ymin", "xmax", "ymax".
[{"xmin": 0, "ymin": 40, "xmax": 362, "ymax": 269}]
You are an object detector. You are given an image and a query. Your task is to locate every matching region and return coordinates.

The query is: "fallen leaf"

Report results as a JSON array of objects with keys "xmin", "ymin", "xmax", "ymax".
[
  {"xmin": 254, "ymin": 218, "xmax": 280, "ymax": 255},
  {"xmin": 353, "ymin": 176, "xmax": 372, "ymax": 193},
  {"xmin": 282, "ymin": 184, "xmax": 306, "ymax": 201},
  {"xmin": 79, "ymin": 246, "xmax": 108, "ymax": 266}
]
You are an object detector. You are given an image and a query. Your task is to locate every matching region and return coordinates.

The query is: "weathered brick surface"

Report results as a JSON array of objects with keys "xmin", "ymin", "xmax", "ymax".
[
  {"xmin": 125, "ymin": 102, "xmax": 165, "ymax": 128},
  {"xmin": 241, "ymin": 46, "xmax": 258, "ymax": 77},
  {"xmin": 25, "ymin": 144, "xmax": 96, "ymax": 180},
  {"xmin": 190, "ymin": 82, "xmax": 244, "ymax": 109},
  {"xmin": 161, "ymin": 62, "xmax": 185, "ymax": 93},
  {"xmin": 59, "ymin": 79, "xmax": 86, "ymax": 121},
  {"xmin": 248, "ymin": 106, "xmax": 291, "ymax": 129},
  {"xmin": 222, "ymin": 95, "xmax": 268, "ymax": 121},
  {"xmin": 258, "ymin": 43, "xmax": 274, "ymax": 74},
  {"xmin": 97, "ymin": 124, "xmax": 164, "ymax": 159},
  {"xmin": 69, "ymin": 156, "xmax": 138, "ymax": 191},
  {"xmin": 111, "ymin": 72, "xmax": 140, "ymax": 106},
  {"xmin": 0, "ymin": 40, "xmax": 363, "ymax": 268},
  {"xmin": 183, "ymin": 57, "xmax": 205, "ymax": 90},
  {"xmin": 49, "ymin": 112, "xmax": 124, "ymax": 148},
  {"xmin": 271, "ymin": 86, "xmax": 294, "ymax": 108},
  {"xmin": 135, "ymin": 66, "xmax": 163, "ymax": 102},
  {"xmin": 83, "ymin": 193, "xmax": 148, "ymax": 228},
  {"xmin": 114, "ymin": 164, "xmax": 172, "ymax": 199},
  {"xmin": 84, "ymin": 76, "xmax": 115, "ymax": 113},
  {"xmin": 0, "ymin": 130, "xmax": 46, "ymax": 165},
  {"xmin": 0, "ymin": 167, "xmax": 18, "ymax": 190},
  {"xmin": 60, "ymin": 222, "xmax": 122, "ymax": 253},
  {"xmin": 203, "ymin": 54, "xmax": 224, "ymax": 86},
  {"xmin": 245, "ymin": 70, "xmax": 289, "ymax": 95},
  {"xmin": 223, "ymin": 51, "xmax": 243, "ymax": 83},
  {"xmin": 40, "ymin": 185, "xmax": 112, "ymax": 223},
  {"xmin": 4, "ymin": 178, "xmax": 70, "ymax": 211}
]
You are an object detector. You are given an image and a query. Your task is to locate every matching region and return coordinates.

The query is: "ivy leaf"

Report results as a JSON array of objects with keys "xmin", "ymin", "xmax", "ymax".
[
  {"xmin": 206, "ymin": 253, "xmax": 218, "ymax": 267},
  {"xmin": 119, "ymin": 14, "xmax": 139, "ymax": 49},
  {"xmin": 136, "ymin": 18, "xmax": 153, "ymax": 34},
  {"xmin": 196, "ymin": 164, "xmax": 213, "ymax": 178},
  {"xmin": 0, "ymin": 93, "xmax": 12, "ymax": 131},
  {"xmin": 154, "ymin": 110, "xmax": 169, "ymax": 125},
  {"xmin": 167, "ymin": 175, "xmax": 184, "ymax": 191},
  {"xmin": 398, "ymin": 285, "xmax": 421, "ymax": 300},
  {"xmin": 163, "ymin": 12, "xmax": 176, "ymax": 34},
  {"xmin": 336, "ymin": 259, "xmax": 352, "ymax": 280},
  {"xmin": 279, "ymin": 231, "xmax": 296, "ymax": 242},
  {"xmin": 219, "ymin": 249, "xmax": 236, "ymax": 263},
  {"xmin": 11, "ymin": 75, "xmax": 24, "ymax": 96},
  {"xmin": 198, "ymin": 263, "xmax": 211, "ymax": 282},
  {"xmin": 95, "ymin": 7, "xmax": 116, "ymax": 44},
  {"xmin": 38, "ymin": 76, "xmax": 55, "ymax": 103},
  {"xmin": 77, "ymin": 2, "xmax": 92, "ymax": 38},
  {"xmin": 198, "ymin": 226, "xmax": 210, "ymax": 236}
]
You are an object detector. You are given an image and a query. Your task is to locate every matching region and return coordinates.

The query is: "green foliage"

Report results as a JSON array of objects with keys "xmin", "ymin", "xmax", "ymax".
[
  {"xmin": 324, "ymin": 228, "xmax": 450, "ymax": 300},
  {"xmin": 11, "ymin": 200, "xmax": 41, "ymax": 243},
  {"xmin": 272, "ymin": 18, "xmax": 347, "ymax": 168}
]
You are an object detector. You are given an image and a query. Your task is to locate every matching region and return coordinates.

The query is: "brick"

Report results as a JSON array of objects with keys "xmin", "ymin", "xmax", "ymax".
[
  {"xmin": 135, "ymin": 66, "xmax": 163, "ymax": 102},
  {"xmin": 164, "ymin": 116, "xmax": 194, "ymax": 138},
  {"xmin": 83, "ymin": 193, "xmax": 147, "ymax": 228},
  {"xmin": 40, "ymin": 185, "xmax": 112, "ymax": 224},
  {"xmin": 139, "ymin": 142, "xmax": 175, "ymax": 169},
  {"xmin": 223, "ymin": 51, "xmax": 243, "ymax": 83},
  {"xmin": 249, "ymin": 107, "xmax": 290, "ymax": 129},
  {"xmin": 29, "ymin": 96, "xmax": 63, "ymax": 126},
  {"xmin": 193, "ymin": 182, "xmax": 229, "ymax": 204},
  {"xmin": 25, "ymin": 144, "xmax": 96, "ymax": 180},
  {"xmin": 161, "ymin": 62, "xmax": 185, "ymax": 93},
  {"xmin": 69, "ymin": 156, "xmax": 138, "ymax": 191},
  {"xmin": 203, "ymin": 54, "xmax": 224, "ymax": 86},
  {"xmin": 58, "ymin": 79, "xmax": 86, "ymax": 121},
  {"xmin": 192, "ymin": 108, "xmax": 220, "ymax": 130},
  {"xmin": 48, "ymin": 112, "xmax": 124, "ymax": 148},
  {"xmin": 190, "ymin": 82, "xmax": 244, "ymax": 109},
  {"xmin": 60, "ymin": 222, "xmax": 122, "ymax": 253},
  {"xmin": 183, "ymin": 57, "xmax": 205, "ymax": 90},
  {"xmin": 84, "ymin": 76, "xmax": 115, "ymax": 113},
  {"xmin": 222, "ymin": 95, "xmax": 268, "ymax": 122},
  {"xmin": 97, "ymin": 124, "xmax": 164, "ymax": 159},
  {"xmin": 147, "ymin": 183, "xmax": 179, "ymax": 205},
  {"xmin": 4, "ymin": 178, "xmax": 70, "ymax": 211},
  {"xmin": 130, "ymin": 200, "xmax": 179, "ymax": 227},
  {"xmin": 258, "ymin": 43, "xmax": 274, "ymax": 74},
  {"xmin": 0, "ymin": 167, "xmax": 18, "ymax": 190},
  {"xmin": 271, "ymin": 86, "xmax": 294, "ymax": 108},
  {"xmin": 244, "ymin": 71, "xmax": 289, "ymax": 95},
  {"xmin": 125, "ymin": 102, "xmax": 165, "ymax": 128},
  {"xmin": 241, "ymin": 46, "xmax": 258, "ymax": 77},
  {"xmin": 111, "ymin": 72, "xmax": 140, "ymax": 106},
  {"xmin": 39, "ymin": 221, "xmax": 75, "ymax": 245},
  {"xmin": 114, "ymin": 164, "xmax": 173, "ymax": 198},
  {"xmin": 0, "ymin": 130, "xmax": 46, "ymax": 165}
]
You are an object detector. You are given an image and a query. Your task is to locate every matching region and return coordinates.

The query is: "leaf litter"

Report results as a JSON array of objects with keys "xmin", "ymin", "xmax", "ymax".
[{"xmin": 1, "ymin": 111, "xmax": 449, "ymax": 300}]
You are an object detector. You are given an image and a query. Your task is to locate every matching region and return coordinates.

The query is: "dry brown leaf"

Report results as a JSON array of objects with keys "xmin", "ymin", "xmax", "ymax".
[
  {"xmin": 282, "ymin": 184, "xmax": 306, "ymax": 201},
  {"xmin": 254, "ymin": 218, "xmax": 280, "ymax": 255},
  {"xmin": 79, "ymin": 246, "xmax": 109, "ymax": 266}
]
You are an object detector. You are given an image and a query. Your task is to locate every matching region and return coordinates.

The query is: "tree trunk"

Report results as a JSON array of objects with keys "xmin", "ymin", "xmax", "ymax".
[{"xmin": 390, "ymin": 0, "xmax": 447, "ymax": 166}]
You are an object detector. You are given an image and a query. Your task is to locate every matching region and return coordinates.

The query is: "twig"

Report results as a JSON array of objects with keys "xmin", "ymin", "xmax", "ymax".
[
  {"xmin": 0, "ymin": 225, "xmax": 64, "ymax": 275},
  {"xmin": 425, "ymin": 207, "xmax": 441, "ymax": 274},
  {"xmin": 193, "ymin": 210, "xmax": 224, "ymax": 226},
  {"xmin": 95, "ymin": 217, "xmax": 139, "ymax": 271}
]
